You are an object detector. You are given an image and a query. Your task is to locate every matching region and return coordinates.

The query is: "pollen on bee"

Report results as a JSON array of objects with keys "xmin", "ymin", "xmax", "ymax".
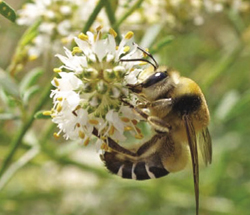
[{"xmin": 125, "ymin": 31, "xmax": 134, "ymax": 39}]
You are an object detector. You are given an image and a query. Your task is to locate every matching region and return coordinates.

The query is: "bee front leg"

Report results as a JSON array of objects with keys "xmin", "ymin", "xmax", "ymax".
[{"xmin": 147, "ymin": 98, "xmax": 172, "ymax": 133}]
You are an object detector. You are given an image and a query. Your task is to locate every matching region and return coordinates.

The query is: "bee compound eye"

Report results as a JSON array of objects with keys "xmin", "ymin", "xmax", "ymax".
[{"xmin": 142, "ymin": 72, "xmax": 168, "ymax": 88}]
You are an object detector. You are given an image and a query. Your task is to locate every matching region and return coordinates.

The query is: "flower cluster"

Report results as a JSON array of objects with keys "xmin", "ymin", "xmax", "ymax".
[
  {"xmin": 17, "ymin": 0, "xmax": 106, "ymax": 60},
  {"xmin": 117, "ymin": 0, "xmax": 250, "ymax": 29},
  {"xmin": 48, "ymin": 28, "xmax": 147, "ymax": 147}
]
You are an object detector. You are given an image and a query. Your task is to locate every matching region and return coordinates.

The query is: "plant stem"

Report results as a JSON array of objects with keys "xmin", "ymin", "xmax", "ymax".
[
  {"xmin": 104, "ymin": 0, "xmax": 121, "ymax": 42},
  {"xmin": 0, "ymin": 81, "xmax": 52, "ymax": 178},
  {"xmin": 113, "ymin": 0, "xmax": 143, "ymax": 29},
  {"xmin": 83, "ymin": 0, "xmax": 106, "ymax": 33}
]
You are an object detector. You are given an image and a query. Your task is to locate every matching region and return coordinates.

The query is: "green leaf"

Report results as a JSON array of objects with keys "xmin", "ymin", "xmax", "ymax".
[
  {"xmin": 22, "ymin": 85, "xmax": 40, "ymax": 105},
  {"xmin": 151, "ymin": 35, "xmax": 175, "ymax": 54},
  {"xmin": 140, "ymin": 24, "xmax": 163, "ymax": 48},
  {"xmin": 0, "ymin": 113, "xmax": 19, "ymax": 120},
  {"xmin": 19, "ymin": 68, "xmax": 43, "ymax": 95},
  {"xmin": 0, "ymin": 0, "xmax": 16, "ymax": 22},
  {"xmin": 0, "ymin": 68, "xmax": 19, "ymax": 97}
]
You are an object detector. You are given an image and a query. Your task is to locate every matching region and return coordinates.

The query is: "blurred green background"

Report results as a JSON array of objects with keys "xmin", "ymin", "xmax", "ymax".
[{"xmin": 0, "ymin": 1, "xmax": 250, "ymax": 215}]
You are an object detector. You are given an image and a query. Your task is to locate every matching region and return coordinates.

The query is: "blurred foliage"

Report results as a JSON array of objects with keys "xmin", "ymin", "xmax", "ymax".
[{"xmin": 0, "ymin": 0, "xmax": 250, "ymax": 215}]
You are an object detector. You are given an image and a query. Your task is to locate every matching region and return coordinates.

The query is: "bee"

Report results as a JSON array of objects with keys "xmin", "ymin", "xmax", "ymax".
[{"xmin": 97, "ymin": 44, "xmax": 212, "ymax": 215}]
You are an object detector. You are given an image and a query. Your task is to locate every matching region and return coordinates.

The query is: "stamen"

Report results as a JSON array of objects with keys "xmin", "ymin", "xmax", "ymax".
[
  {"xmin": 131, "ymin": 119, "xmax": 138, "ymax": 125},
  {"xmin": 79, "ymin": 130, "xmax": 85, "ymax": 139},
  {"xmin": 124, "ymin": 126, "xmax": 133, "ymax": 131},
  {"xmin": 53, "ymin": 77, "xmax": 60, "ymax": 86},
  {"xmin": 43, "ymin": 111, "xmax": 52, "ymax": 116},
  {"xmin": 56, "ymin": 102, "xmax": 62, "ymax": 112},
  {"xmin": 89, "ymin": 119, "xmax": 99, "ymax": 125},
  {"xmin": 109, "ymin": 28, "xmax": 117, "ymax": 38},
  {"xmin": 53, "ymin": 68, "xmax": 62, "ymax": 73},
  {"xmin": 135, "ymin": 133, "xmax": 144, "ymax": 139},
  {"xmin": 125, "ymin": 31, "xmax": 134, "ymax": 39},
  {"xmin": 84, "ymin": 137, "xmax": 90, "ymax": 146},
  {"xmin": 72, "ymin": 47, "xmax": 82, "ymax": 55},
  {"xmin": 78, "ymin": 33, "xmax": 88, "ymax": 41},
  {"xmin": 53, "ymin": 132, "xmax": 60, "ymax": 139},
  {"xmin": 109, "ymin": 125, "xmax": 115, "ymax": 135},
  {"xmin": 121, "ymin": 117, "xmax": 130, "ymax": 122},
  {"xmin": 123, "ymin": 46, "xmax": 130, "ymax": 53}
]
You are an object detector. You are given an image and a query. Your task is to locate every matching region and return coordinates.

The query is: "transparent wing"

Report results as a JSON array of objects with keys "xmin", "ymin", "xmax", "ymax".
[
  {"xmin": 199, "ymin": 127, "xmax": 212, "ymax": 166},
  {"xmin": 183, "ymin": 114, "xmax": 199, "ymax": 215}
]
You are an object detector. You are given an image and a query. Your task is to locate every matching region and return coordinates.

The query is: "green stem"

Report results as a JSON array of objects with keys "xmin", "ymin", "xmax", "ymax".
[
  {"xmin": 113, "ymin": 0, "xmax": 143, "ymax": 29},
  {"xmin": 0, "ymin": 81, "xmax": 52, "ymax": 178},
  {"xmin": 83, "ymin": 0, "xmax": 105, "ymax": 33},
  {"xmin": 104, "ymin": 0, "xmax": 121, "ymax": 42}
]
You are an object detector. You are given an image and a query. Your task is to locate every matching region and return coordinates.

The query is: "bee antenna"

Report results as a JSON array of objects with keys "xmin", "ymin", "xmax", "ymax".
[
  {"xmin": 133, "ymin": 42, "xmax": 159, "ymax": 69},
  {"xmin": 120, "ymin": 58, "xmax": 157, "ymax": 70},
  {"xmin": 119, "ymin": 43, "xmax": 159, "ymax": 71}
]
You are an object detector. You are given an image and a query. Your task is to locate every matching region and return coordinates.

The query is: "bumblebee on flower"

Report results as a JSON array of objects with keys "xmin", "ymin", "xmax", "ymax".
[{"xmin": 47, "ymin": 27, "xmax": 148, "ymax": 148}]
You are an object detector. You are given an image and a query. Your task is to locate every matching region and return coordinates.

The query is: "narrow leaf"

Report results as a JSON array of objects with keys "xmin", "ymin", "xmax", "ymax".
[{"xmin": 0, "ymin": 1, "xmax": 16, "ymax": 22}]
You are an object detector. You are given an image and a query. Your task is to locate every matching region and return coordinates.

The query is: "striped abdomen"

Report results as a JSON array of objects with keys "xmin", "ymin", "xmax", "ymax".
[
  {"xmin": 101, "ymin": 134, "xmax": 172, "ymax": 180},
  {"xmin": 102, "ymin": 151, "xmax": 169, "ymax": 180}
]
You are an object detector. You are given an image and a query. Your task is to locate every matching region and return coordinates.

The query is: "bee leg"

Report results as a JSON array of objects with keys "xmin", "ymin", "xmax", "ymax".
[
  {"xmin": 147, "ymin": 98, "xmax": 173, "ymax": 132},
  {"xmin": 149, "ymin": 98, "xmax": 172, "ymax": 114},
  {"xmin": 147, "ymin": 116, "xmax": 171, "ymax": 133}
]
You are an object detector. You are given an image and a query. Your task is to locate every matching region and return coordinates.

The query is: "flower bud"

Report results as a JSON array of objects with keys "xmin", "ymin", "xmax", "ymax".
[
  {"xmin": 103, "ymin": 69, "xmax": 116, "ymax": 82},
  {"xmin": 82, "ymin": 82, "xmax": 95, "ymax": 93},
  {"xmin": 83, "ymin": 68, "xmax": 99, "ymax": 79},
  {"xmin": 96, "ymin": 80, "xmax": 108, "ymax": 94},
  {"xmin": 114, "ymin": 66, "xmax": 126, "ymax": 80}
]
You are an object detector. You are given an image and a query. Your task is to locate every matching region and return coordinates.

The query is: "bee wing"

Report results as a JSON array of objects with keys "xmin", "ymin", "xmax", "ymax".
[
  {"xmin": 183, "ymin": 114, "xmax": 199, "ymax": 215},
  {"xmin": 199, "ymin": 127, "xmax": 212, "ymax": 166}
]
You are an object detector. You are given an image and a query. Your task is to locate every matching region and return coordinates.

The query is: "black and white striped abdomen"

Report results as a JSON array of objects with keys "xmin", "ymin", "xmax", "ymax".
[{"xmin": 101, "ymin": 151, "xmax": 169, "ymax": 180}]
